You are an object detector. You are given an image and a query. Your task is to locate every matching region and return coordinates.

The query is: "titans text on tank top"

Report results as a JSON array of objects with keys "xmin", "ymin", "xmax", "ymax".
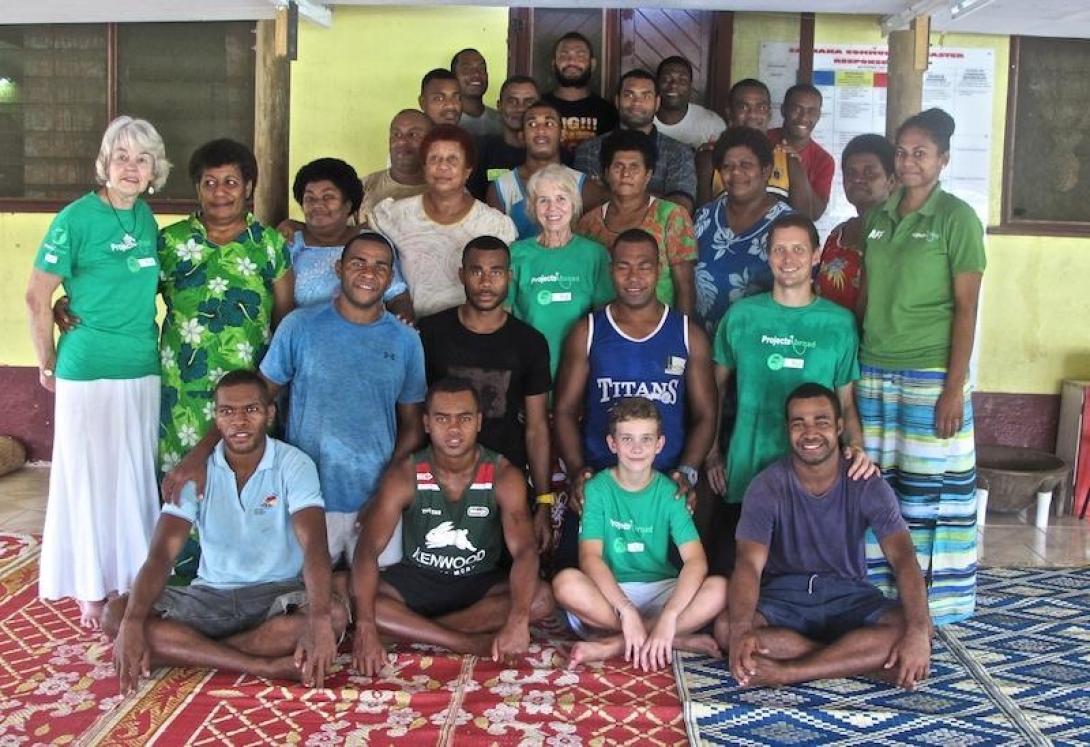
[
  {"xmin": 402, "ymin": 447, "xmax": 505, "ymax": 578},
  {"xmin": 583, "ymin": 305, "xmax": 690, "ymax": 471}
]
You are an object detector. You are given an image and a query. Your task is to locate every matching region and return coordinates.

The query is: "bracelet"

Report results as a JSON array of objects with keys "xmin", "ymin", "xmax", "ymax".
[{"xmin": 535, "ymin": 491, "xmax": 556, "ymax": 506}]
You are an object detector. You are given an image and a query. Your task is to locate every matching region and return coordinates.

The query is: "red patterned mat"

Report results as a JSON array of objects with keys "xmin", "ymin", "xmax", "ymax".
[{"xmin": 0, "ymin": 533, "xmax": 686, "ymax": 745}]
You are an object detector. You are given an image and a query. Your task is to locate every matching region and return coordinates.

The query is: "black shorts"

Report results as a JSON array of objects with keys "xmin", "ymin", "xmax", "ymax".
[
  {"xmin": 757, "ymin": 573, "xmax": 900, "ymax": 643},
  {"xmin": 380, "ymin": 562, "xmax": 507, "ymax": 617}
]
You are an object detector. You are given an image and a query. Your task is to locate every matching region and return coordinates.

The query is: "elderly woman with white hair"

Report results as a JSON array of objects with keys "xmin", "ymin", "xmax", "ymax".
[
  {"xmin": 26, "ymin": 116, "xmax": 171, "ymax": 629},
  {"xmin": 507, "ymin": 163, "xmax": 613, "ymax": 379}
]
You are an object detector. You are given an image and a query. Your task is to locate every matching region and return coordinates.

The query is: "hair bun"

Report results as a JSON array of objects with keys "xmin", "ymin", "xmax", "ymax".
[{"xmin": 917, "ymin": 108, "xmax": 955, "ymax": 140}]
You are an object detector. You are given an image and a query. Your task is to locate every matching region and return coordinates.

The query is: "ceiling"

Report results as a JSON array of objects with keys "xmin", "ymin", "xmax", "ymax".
[{"xmin": 2, "ymin": 0, "xmax": 1089, "ymax": 39}]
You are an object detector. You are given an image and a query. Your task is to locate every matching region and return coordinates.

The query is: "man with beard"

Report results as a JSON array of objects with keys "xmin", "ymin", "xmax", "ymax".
[
  {"xmin": 468, "ymin": 76, "xmax": 539, "ymax": 200},
  {"xmin": 419, "ymin": 68, "xmax": 462, "ymax": 126},
  {"xmin": 359, "ymin": 110, "xmax": 433, "ymax": 226},
  {"xmin": 713, "ymin": 382, "xmax": 931, "ymax": 691},
  {"xmin": 351, "ymin": 377, "xmax": 554, "ymax": 669},
  {"xmin": 107, "ymin": 370, "xmax": 344, "ymax": 690},
  {"xmin": 653, "ymin": 56, "xmax": 725, "ymax": 149},
  {"xmin": 574, "ymin": 69, "xmax": 696, "ymax": 213},
  {"xmin": 542, "ymin": 32, "xmax": 619, "ymax": 163},
  {"xmin": 418, "ymin": 236, "xmax": 554, "ymax": 551},
  {"xmin": 553, "ymin": 229, "xmax": 717, "ymax": 569},
  {"xmin": 452, "ymin": 48, "xmax": 502, "ymax": 137}
]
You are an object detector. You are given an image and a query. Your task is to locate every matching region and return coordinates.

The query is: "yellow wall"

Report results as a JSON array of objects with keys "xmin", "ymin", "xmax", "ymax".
[
  {"xmin": 2, "ymin": 8, "xmax": 1088, "ymax": 396},
  {"xmin": 288, "ymin": 5, "xmax": 510, "ymax": 220}
]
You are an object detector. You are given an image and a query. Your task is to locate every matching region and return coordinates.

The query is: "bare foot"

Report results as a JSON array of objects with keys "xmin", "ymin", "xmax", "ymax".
[
  {"xmin": 566, "ymin": 637, "xmax": 625, "ymax": 669},
  {"xmin": 674, "ymin": 633, "xmax": 722, "ymax": 658},
  {"xmin": 461, "ymin": 633, "xmax": 496, "ymax": 658},
  {"xmin": 742, "ymin": 654, "xmax": 791, "ymax": 688},
  {"xmin": 262, "ymin": 655, "xmax": 306, "ymax": 683},
  {"xmin": 78, "ymin": 599, "xmax": 105, "ymax": 630}
]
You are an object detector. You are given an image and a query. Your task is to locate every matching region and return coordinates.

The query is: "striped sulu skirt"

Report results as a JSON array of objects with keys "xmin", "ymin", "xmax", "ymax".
[{"xmin": 858, "ymin": 365, "xmax": 977, "ymax": 626}]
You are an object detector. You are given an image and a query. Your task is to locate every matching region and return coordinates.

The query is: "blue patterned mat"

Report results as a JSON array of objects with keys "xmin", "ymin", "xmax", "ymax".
[{"xmin": 676, "ymin": 567, "xmax": 1090, "ymax": 746}]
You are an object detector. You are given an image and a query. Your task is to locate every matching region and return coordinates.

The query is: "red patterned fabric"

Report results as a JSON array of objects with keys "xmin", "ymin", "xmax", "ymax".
[{"xmin": 0, "ymin": 533, "xmax": 687, "ymax": 745}]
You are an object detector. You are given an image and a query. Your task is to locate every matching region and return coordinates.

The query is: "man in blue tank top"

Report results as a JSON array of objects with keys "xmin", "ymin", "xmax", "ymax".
[
  {"xmin": 553, "ymin": 229, "xmax": 717, "ymax": 569},
  {"xmin": 352, "ymin": 378, "xmax": 554, "ymax": 675}
]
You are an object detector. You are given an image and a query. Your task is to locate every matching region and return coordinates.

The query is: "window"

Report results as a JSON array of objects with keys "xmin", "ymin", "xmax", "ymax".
[
  {"xmin": 1000, "ymin": 36, "xmax": 1090, "ymax": 236},
  {"xmin": 0, "ymin": 22, "xmax": 255, "ymax": 210}
]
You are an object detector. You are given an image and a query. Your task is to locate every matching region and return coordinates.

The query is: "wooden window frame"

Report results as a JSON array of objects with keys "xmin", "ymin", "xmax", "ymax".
[
  {"xmin": 0, "ymin": 21, "xmax": 254, "ymax": 215},
  {"xmin": 993, "ymin": 36, "xmax": 1090, "ymax": 238}
]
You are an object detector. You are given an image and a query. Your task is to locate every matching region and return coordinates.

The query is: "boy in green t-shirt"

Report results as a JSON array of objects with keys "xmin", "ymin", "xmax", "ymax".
[{"xmin": 552, "ymin": 397, "xmax": 727, "ymax": 670}]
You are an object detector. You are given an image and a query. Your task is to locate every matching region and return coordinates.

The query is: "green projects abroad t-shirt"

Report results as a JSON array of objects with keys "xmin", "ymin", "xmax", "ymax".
[
  {"xmin": 861, "ymin": 184, "xmax": 986, "ymax": 370},
  {"xmin": 579, "ymin": 470, "xmax": 700, "ymax": 583},
  {"xmin": 33, "ymin": 192, "xmax": 160, "ymax": 380},
  {"xmin": 507, "ymin": 234, "xmax": 614, "ymax": 378},
  {"xmin": 713, "ymin": 293, "xmax": 859, "ymax": 504}
]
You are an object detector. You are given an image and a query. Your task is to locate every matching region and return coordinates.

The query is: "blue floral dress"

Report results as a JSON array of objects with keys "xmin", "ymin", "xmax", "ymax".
[{"xmin": 693, "ymin": 194, "xmax": 793, "ymax": 337}]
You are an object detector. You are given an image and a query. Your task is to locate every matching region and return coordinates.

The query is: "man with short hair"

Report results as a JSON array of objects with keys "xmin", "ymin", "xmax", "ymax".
[
  {"xmin": 542, "ymin": 32, "xmax": 619, "ymax": 162},
  {"xmin": 260, "ymin": 233, "xmax": 427, "ymax": 566},
  {"xmin": 486, "ymin": 100, "xmax": 603, "ymax": 238},
  {"xmin": 418, "ymin": 236, "xmax": 554, "ymax": 550},
  {"xmin": 705, "ymin": 214, "xmax": 872, "ymax": 574},
  {"xmin": 419, "ymin": 68, "xmax": 463, "ymax": 126},
  {"xmin": 468, "ymin": 75, "xmax": 539, "ymax": 200},
  {"xmin": 351, "ymin": 378, "xmax": 554, "ymax": 672},
  {"xmin": 574, "ymin": 69, "xmax": 696, "ymax": 212},
  {"xmin": 554, "ymin": 396, "xmax": 726, "ymax": 670},
  {"xmin": 107, "ymin": 371, "xmax": 344, "ymax": 691},
  {"xmin": 767, "ymin": 83, "xmax": 834, "ymax": 220},
  {"xmin": 553, "ymin": 228, "xmax": 717, "ymax": 568},
  {"xmin": 715, "ymin": 383, "xmax": 931, "ymax": 690},
  {"xmin": 696, "ymin": 78, "xmax": 790, "ymax": 207},
  {"xmin": 452, "ymin": 48, "xmax": 502, "ymax": 137},
  {"xmin": 653, "ymin": 56, "xmax": 726, "ymax": 149},
  {"xmin": 360, "ymin": 109, "xmax": 433, "ymax": 226},
  {"xmin": 727, "ymin": 78, "xmax": 773, "ymax": 131}
]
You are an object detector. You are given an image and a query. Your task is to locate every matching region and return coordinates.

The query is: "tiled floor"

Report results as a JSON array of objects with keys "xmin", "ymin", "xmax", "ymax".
[{"xmin": 2, "ymin": 465, "xmax": 1089, "ymax": 566}]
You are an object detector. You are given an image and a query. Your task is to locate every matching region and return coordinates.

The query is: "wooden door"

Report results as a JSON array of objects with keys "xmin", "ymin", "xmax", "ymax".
[{"xmin": 619, "ymin": 9, "xmax": 715, "ymax": 106}]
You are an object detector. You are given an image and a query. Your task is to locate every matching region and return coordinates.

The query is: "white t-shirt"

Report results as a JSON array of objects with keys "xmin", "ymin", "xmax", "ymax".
[
  {"xmin": 654, "ymin": 103, "xmax": 726, "ymax": 149},
  {"xmin": 371, "ymin": 194, "xmax": 517, "ymax": 317}
]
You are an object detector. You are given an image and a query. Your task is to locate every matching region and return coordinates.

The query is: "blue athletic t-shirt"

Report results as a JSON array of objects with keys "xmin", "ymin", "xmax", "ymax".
[
  {"xmin": 260, "ymin": 302, "xmax": 427, "ymax": 512},
  {"xmin": 582, "ymin": 305, "xmax": 690, "ymax": 471}
]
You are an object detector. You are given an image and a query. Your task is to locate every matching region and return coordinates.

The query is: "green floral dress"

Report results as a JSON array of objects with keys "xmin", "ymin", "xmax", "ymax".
[{"xmin": 158, "ymin": 213, "xmax": 290, "ymax": 473}]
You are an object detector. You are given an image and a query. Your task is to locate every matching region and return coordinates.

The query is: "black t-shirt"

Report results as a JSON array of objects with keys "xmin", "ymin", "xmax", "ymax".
[
  {"xmin": 542, "ymin": 92, "xmax": 620, "ymax": 164},
  {"xmin": 418, "ymin": 308, "xmax": 552, "ymax": 470},
  {"xmin": 468, "ymin": 135, "xmax": 526, "ymax": 200}
]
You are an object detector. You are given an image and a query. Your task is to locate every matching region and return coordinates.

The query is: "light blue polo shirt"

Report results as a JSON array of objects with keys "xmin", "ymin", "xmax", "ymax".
[{"xmin": 163, "ymin": 437, "xmax": 324, "ymax": 589}]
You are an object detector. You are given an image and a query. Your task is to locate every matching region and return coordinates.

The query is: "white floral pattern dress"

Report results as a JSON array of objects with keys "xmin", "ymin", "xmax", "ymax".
[{"xmin": 158, "ymin": 213, "xmax": 289, "ymax": 472}]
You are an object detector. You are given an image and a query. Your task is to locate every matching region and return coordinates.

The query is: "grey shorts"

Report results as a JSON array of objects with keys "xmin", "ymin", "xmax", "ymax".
[
  {"xmin": 566, "ymin": 578, "xmax": 679, "ymax": 639},
  {"xmin": 153, "ymin": 579, "xmax": 309, "ymax": 639}
]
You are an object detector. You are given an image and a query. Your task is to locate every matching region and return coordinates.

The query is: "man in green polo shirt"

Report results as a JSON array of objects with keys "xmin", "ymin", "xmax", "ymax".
[{"xmin": 706, "ymin": 213, "xmax": 876, "ymax": 575}]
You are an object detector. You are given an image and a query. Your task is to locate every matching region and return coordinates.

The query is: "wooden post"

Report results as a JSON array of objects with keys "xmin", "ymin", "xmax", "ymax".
[
  {"xmin": 254, "ymin": 13, "xmax": 291, "ymax": 227},
  {"xmin": 885, "ymin": 16, "xmax": 928, "ymax": 138}
]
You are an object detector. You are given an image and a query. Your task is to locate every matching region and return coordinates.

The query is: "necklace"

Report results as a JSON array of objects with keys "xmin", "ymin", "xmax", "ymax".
[{"xmin": 105, "ymin": 190, "xmax": 139, "ymax": 245}]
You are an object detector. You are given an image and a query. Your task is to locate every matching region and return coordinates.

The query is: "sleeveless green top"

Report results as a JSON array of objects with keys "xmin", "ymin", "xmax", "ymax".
[{"xmin": 403, "ymin": 447, "xmax": 504, "ymax": 578}]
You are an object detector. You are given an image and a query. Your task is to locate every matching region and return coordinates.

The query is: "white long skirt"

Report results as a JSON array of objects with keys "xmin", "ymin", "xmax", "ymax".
[{"xmin": 38, "ymin": 375, "xmax": 160, "ymax": 602}]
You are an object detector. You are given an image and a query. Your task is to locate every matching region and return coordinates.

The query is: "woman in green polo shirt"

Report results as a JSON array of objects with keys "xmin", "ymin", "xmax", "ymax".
[
  {"xmin": 26, "ymin": 117, "xmax": 171, "ymax": 630},
  {"xmin": 858, "ymin": 108, "xmax": 985, "ymax": 626}
]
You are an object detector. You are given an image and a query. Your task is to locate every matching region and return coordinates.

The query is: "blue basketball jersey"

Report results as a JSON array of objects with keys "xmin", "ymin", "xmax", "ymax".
[{"xmin": 582, "ymin": 305, "xmax": 690, "ymax": 471}]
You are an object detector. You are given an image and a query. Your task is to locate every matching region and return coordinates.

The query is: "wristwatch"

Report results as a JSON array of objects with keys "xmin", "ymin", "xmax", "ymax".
[{"xmin": 675, "ymin": 464, "xmax": 699, "ymax": 487}]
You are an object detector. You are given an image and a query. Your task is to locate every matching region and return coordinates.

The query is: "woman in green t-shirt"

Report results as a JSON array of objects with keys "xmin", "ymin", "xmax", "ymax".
[
  {"xmin": 857, "ymin": 109, "xmax": 986, "ymax": 626},
  {"xmin": 26, "ymin": 117, "xmax": 171, "ymax": 630}
]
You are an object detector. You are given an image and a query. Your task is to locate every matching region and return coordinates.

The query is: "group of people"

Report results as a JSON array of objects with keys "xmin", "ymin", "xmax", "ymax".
[{"xmin": 25, "ymin": 30, "xmax": 985, "ymax": 694}]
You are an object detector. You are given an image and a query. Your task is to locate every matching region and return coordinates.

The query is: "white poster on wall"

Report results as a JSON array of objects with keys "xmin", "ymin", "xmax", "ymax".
[{"xmin": 758, "ymin": 42, "xmax": 995, "ymax": 236}]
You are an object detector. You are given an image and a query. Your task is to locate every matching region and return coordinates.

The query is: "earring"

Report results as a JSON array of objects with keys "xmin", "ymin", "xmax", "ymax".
[{"xmin": 147, "ymin": 185, "xmax": 155, "ymax": 195}]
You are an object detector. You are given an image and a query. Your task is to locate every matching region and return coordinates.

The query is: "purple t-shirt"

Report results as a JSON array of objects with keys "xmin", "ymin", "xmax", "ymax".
[{"xmin": 736, "ymin": 457, "xmax": 907, "ymax": 580}]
